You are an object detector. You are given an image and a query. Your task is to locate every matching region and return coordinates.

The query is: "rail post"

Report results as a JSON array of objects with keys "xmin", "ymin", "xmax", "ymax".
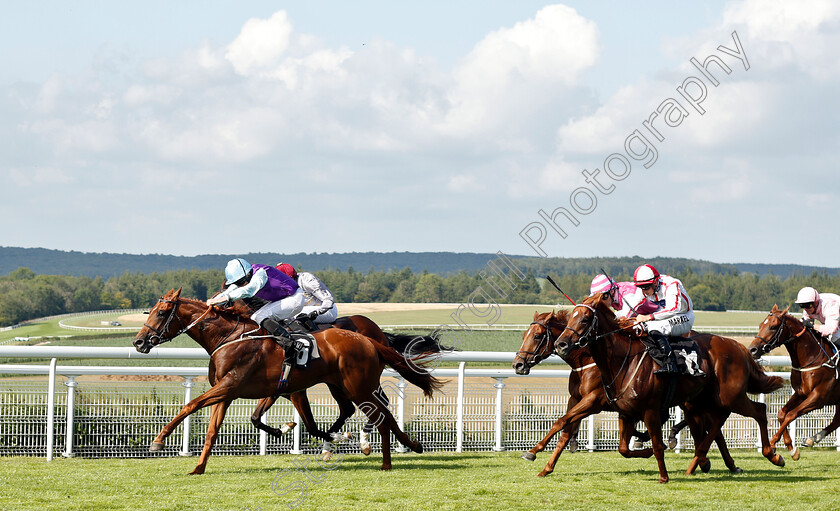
[
  {"xmin": 62, "ymin": 375, "xmax": 78, "ymax": 458},
  {"xmin": 396, "ymin": 378, "xmax": 408, "ymax": 453},
  {"xmin": 456, "ymin": 361, "xmax": 466, "ymax": 453},
  {"xmin": 179, "ymin": 377, "xmax": 194, "ymax": 456},
  {"xmin": 493, "ymin": 378, "xmax": 506, "ymax": 452},
  {"xmin": 46, "ymin": 358, "xmax": 57, "ymax": 461}
]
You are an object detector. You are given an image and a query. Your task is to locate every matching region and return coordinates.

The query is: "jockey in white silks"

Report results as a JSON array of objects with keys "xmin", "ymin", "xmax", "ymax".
[
  {"xmin": 796, "ymin": 287, "xmax": 840, "ymax": 343},
  {"xmin": 629, "ymin": 264, "xmax": 699, "ymax": 376},
  {"xmin": 276, "ymin": 263, "xmax": 338, "ymax": 324}
]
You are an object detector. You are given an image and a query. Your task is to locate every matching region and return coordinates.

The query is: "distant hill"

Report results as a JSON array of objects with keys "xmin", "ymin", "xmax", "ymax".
[{"xmin": 1, "ymin": 246, "xmax": 838, "ymax": 279}]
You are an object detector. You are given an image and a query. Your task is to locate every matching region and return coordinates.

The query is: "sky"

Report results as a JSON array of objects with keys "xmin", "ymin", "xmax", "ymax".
[{"xmin": 1, "ymin": 1, "xmax": 838, "ymax": 267}]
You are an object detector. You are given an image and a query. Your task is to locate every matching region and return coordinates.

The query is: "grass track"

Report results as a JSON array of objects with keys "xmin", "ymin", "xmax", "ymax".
[{"xmin": 1, "ymin": 449, "xmax": 837, "ymax": 510}]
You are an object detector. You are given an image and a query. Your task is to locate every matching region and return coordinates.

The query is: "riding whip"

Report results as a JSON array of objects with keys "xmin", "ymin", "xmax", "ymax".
[{"xmin": 545, "ymin": 275, "xmax": 576, "ymax": 306}]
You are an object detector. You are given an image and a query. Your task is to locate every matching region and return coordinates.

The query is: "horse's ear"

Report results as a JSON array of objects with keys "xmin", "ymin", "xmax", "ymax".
[
  {"xmin": 771, "ymin": 304, "xmax": 779, "ymax": 313},
  {"xmin": 782, "ymin": 304, "xmax": 791, "ymax": 315},
  {"xmin": 173, "ymin": 287, "xmax": 182, "ymax": 299},
  {"xmin": 533, "ymin": 311, "xmax": 540, "ymax": 320}
]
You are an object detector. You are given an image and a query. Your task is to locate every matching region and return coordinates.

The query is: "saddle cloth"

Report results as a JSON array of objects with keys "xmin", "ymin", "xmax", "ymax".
[
  {"xmin": 290, "ymin": 332, "xmax": 320, "ymax": 368},
  {"xmin": 647, "ymin": 337, "xmax": 704, "ymax": 376}
]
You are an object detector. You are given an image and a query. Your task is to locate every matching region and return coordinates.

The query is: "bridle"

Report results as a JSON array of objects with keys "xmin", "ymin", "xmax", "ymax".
[
  {"xmin": 752, "ymin": 312, "xmax": 808, "ymax": 356},
  {"xmin": 561, "ymin": 304, "xmax": 600, "ymax": 350},
  {"xmin": 142, "ymin": 298, "xmax": 211, "ymax": 346},
  {"xmin": 517, "ymin": 318, "xmax": 560, "ymax": 368}
]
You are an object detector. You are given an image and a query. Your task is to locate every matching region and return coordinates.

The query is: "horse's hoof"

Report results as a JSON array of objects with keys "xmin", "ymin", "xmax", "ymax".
[
  {"xmin": 731, "ymin": 467, "xmax": 743, "ymax": 474},
  {"xmin": 700, "ymin": 459, "xmax": 711, "ymax": 473},
  {"xmin": 537, "ymin": 470, "xmax": 551, "ymax": 478},
  {"xmin": 632, "ymin": 441, "xmax": 644, "ymax": 450},
  {"xmin": 668, "ymin": 437, "xmax": 678, "ymax": 450},
  {"xmin": 791, "ymin": 447, "xmax": 800, "ymax": 461},
  {"xmin": 361, "ymin": 442, "xmax": 372, "ymax": 456},
  {"xmin": 772, "ymin": 454, "xmax": 785, "ymax": 467},
  {"xmin": 413, "ymin": 443, "xmax": 423, "ymax": 454},
  {"xmin": 330, "ymin": 431, "xmax": 351, "ymax": 443},
  {"xmin": 189, "ymin": 467, "xmax": 205, "ymax": 475},
  {"xmin": 658, "ymin": 476, "xmax": 669, "ymax": 484},
  {"xmin": 522, "ymin": 452, "xmax": 537, "ymax": 461},
  {"xmin": 321, "ymin": 450, "xmax": 333, "ymax": 463},
  {"xmin": 149, "ymin": 442, "xmax": 164, "ymax": 452},
  {"xmin": 567, "ymin": 440, "xmax": 578, "ymax": 453},
  {"xmin": 280, "ymin": 422, "xmax": 296, "ymax": 435},
  {"xmin": 804, "ymin": 437, "xmax": 815, "ymax": 447},
  {"xmin": 380, "ymin": 465, "xmax": 392, "ymax": 471}
]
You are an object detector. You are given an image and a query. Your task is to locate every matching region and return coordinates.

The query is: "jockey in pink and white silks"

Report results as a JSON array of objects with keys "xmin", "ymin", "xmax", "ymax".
[
  {"xmin": 796, "ymin": 287, "xmax": 840, "ymax": 343},
  {"xmin": 276, "ymin": 263, "xmax": 338, "ymax": 324},
  {"xmin": 589, "ymin": 274, "xmax": 660, "ymax": 319},
  {"xmin": 629, "ymin": 264, "xmax": 699, "ymax": 376}
]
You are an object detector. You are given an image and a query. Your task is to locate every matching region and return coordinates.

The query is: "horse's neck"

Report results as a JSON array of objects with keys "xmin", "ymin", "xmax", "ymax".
[
  {"xmin": 790, "ymin": 321, "xmax": 829, "ymax": 366},
  {"xmin": 590, "ymin": 314, "xmax": 635, "ymax": 378},
  {"xmin": 183, "ymin": 301, "xmax": 251, "ymax": 354},
  {"xmin": 566, "ymin": 346, "xmax": 595, "ymax": 368}
]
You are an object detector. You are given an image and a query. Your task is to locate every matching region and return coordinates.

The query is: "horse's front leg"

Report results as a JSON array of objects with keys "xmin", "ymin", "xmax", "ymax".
[
  {"xmin": 250, "ymin": 396, "xmax": 297, "ymax": 439},
  {"xmin": 525, "ymin": 395, "xmax": 581, "ymax": 461},
  {"xmin": 150, "ymin": 377, "xmax": 238, "ymax": 451},
  {"xmin": 772, "ymin": 393, "xmax": 823, "ymax": 451},
  {"xmin": 643, "ymin": 408, "xmax": 668, "ymax": 483},
  {"xmin": 190, "ymin": 400, "xmax": 231, "ymax": 475},
  {"xmin": 617, "ymin": 416, "xmax": 653, "ymax": 459}
]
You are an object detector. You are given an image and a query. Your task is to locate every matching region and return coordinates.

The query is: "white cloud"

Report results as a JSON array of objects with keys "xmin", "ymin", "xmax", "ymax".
[{"xmin": 225, "ymin": 11, "xmax": 295, "ymax": 76}]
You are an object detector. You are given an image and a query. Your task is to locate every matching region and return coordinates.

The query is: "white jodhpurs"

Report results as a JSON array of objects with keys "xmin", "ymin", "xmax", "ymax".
[
  {"xmin": 646, "ymin": 311, "xmax": 695, "ymax": 337},
  {"xmin": 251, "ymin": 288, "xmax": 305, "ymax": 324},
  {"xmin": 301, "ymin": 304, "xmax": 338, "ymax": 324}
]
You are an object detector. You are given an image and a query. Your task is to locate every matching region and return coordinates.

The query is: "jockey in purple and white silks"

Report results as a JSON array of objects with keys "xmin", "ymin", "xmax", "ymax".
[
  {"xmin": 629, "ymin": 264, "xmax": 699, "ymax": 376},
  {"xmin": 796, "ymin": 287, "xmax": 840, "ymax": 343},
  {"xmin": 207, "ymin": 258, "xmax": 305, "ymax": 339},
  {"xmin": 589, "ymin": 274, "xmax": 660, "ymax": 319},
  {"xmin": 276, "ymin": 263, "xmax": 338, "ymax": 324}
]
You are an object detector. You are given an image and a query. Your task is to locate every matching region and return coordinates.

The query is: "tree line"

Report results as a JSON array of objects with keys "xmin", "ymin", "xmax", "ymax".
[{"xmin": 1, "ymin": 265, "xmax": 838, "ymax": 326}]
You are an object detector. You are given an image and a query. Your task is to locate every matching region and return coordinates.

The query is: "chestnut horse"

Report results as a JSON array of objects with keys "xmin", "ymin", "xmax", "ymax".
[
  {"xmin": 515, "ymin": 310, "xmax": 731, "ymax": 478},
  {"xmin": 554, "ymin": 294, "xmax": 785, "ymax": 483},
  {"xmin": 749, "ymin": 304, "xmax": 840, "ymax": 459},
  {"xmin": 251, "ymin": 314, "xmax": 445, "ymax": 456},
  {"xmin": 133, "ymin": 289, "xmax": 443, "ymax": 474}
]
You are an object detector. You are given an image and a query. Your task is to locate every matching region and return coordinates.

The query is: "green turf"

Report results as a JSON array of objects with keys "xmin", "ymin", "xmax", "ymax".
[{"xmin": 0, "ymin": 449, "xmax": 836, "ymax": 510}]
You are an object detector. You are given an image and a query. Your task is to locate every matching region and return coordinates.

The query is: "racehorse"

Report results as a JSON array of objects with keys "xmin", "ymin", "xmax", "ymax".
[
  {"xmin": 515, "ymin": 310, "xmax": 733, "ymax": 478},
  {"xmin": 554, "ymin": 294, "xmax": 786, "ymax": 483},
  {"xmin": 749, "ymin": 304, "xmax": 840, "ymax": 459},
  {"xmin": 133, "ymin": 288, "xmax": 443, "ymax": 474},
  {"xmin": 251, "ymin": 314, "xmax": 446, "ymax": 457}
]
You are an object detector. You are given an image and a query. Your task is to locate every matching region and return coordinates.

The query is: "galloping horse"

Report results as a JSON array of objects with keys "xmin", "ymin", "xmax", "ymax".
[
  {"xmin": 514, "ymin": 310, "xmax": 655, "ymax": 477},
  {"xmin": 554, "ymin": 294, "xmax": 785, "ymax": 483},
  {"xmin": 516, "ymin": 310, "xmax": 735, "ymax": 478},
  {"xmin": 749, "ymin": 304, "xmax": 840, "ymax": 458},
  {"xmin": 133, "ymin": 288, "xmax": 443, "ymax": 474}
]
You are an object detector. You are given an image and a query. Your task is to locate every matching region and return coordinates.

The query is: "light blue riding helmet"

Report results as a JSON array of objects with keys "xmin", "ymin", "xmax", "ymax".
[{"xmin": 224, "ymin": 258, "xmax": 252, "ymax": 285}]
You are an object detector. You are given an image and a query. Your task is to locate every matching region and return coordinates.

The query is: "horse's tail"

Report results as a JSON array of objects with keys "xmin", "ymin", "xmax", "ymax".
[
  {"xmin": 384, "ymin": 330, "xmax": 455, "ymax": 356},
  {"xmin": 371, "ymin": 341, "xmax": 445, "ymax": 398},
  {"xmin": 742, "ymin": 344, "xmax": 784, "ymax": 394}
]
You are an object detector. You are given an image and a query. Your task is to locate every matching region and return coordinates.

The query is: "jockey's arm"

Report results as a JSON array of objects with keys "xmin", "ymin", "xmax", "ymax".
[
  {"xmin": 301, "ymin": 273, "xmax": 335, "ymax": 313},
  {"xmin": 649, "ymin": 282, "xmax": 685, "ymax": 322},
  {"xmin": 817, "ymin": 302, "xmax": 840, "ymax": 337},
  {"xmin": 217, "ymin": 268, "xmax": 268, "ymax": 302}
]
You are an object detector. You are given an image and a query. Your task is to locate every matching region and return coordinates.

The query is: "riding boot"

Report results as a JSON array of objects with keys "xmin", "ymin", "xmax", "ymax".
[
  {"xmin": 261, "ymin": 318, "xmax": 295, "ymax": 391},
  {"xmin": 651, "ymin": 332, "xmax": 678, "ymax": 375}
]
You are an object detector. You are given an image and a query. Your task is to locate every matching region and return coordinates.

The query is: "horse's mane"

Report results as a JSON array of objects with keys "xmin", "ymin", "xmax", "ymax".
[
  {"xmin": 582, "ymin": 293, "xmax": 638, "ymax": 337},
  {"xmin": 176, "ymin": 295, "xmax": 259, "ymax": 327}
]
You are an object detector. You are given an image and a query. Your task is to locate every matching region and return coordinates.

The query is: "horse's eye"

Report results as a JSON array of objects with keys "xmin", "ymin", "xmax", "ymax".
[{"xmin": 157, "ymin": 310, "xmax": 168, "ymax": 318}]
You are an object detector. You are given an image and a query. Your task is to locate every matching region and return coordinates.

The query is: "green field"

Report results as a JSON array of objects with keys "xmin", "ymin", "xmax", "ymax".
[{"xmin": 1, "ymin": 449, "xmax": 837, "ymax": 511}]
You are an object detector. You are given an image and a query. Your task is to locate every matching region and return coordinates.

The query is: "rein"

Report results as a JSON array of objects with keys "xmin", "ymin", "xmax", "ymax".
[
  {"xmin": 516, "ymin": 319, "xmax": 560, "ymax": 368},
  {"xmin": 143, "ymin": 299, "xmax": 213, "ymax": 346},
  {"xmin": 756, "ymin": 312, "xmax": 840, "ymax": 377}
]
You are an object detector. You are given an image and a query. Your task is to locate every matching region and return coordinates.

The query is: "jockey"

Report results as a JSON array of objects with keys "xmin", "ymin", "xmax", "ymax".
[
  {"xmin": 589, "ymin": 274, "xmax": 660, "ymax": 319},
  {"xmin": 796, "ymin": 287, "xmax": 840, "ymax": 343},
  {"xmin": 630, "ymin": 264, "xmax": 698, "ymax": 376},
  {"xmin": 276, "ymin": 263, "xmax": 338, "ymax": 325},
  {"xmin": 207, "ymin": 258, "xmax": 305, "ymax": 340}
]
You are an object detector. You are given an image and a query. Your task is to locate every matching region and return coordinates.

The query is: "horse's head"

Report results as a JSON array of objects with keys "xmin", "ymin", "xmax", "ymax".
[
  {"xmin": 554, "ymin": 294, "xmax": 608, "ymax": 358},
  {"xmin": 513, "ymin": 310, "xmax": 568, "ymax": 375},
  {"xmin": 749, "ymin": 304, "xmax": 801, "ymax": 359},
  {"xmin": 133, "ymin": 288, "xmax": 186, "ymax": 353}
]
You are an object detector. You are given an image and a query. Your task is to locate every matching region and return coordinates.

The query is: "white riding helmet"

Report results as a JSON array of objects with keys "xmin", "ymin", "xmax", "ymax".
[
  {"xmin": 795, "ymin": 287, "xmax": 820, "ymax": 305},
  {"xmin": 224, "ymin": 258, "xmax": 252, "ymax": 285},
  {"xmin": 633, "ymin": 264, "xmax": 660, "ymax": 287}
]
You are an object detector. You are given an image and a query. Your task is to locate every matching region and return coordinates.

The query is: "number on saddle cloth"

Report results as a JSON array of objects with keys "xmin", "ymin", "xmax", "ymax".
[{"xmin": 669, "ymin": 338, "xmax": 703, "ymax": 376}]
